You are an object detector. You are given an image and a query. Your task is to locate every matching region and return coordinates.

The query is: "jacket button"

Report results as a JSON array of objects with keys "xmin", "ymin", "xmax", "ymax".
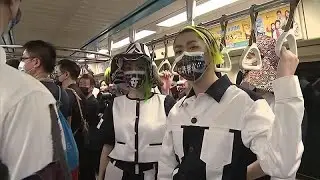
[
  {"xmin": 189, "ymin": 146, "xmax": 194, "ymax": 152},
  {"xmin": 191, "ymin": 118, "xmax": 197, "ymax": 124}
]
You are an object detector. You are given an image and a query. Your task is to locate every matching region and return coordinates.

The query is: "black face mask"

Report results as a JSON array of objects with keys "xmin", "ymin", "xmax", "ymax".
[{"xmin": 80, "ymin": 87, "xmax": 90, "ymax": 96}]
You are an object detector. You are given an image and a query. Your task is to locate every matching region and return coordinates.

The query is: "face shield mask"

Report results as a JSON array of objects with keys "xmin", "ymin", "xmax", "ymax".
[{"xmin": 172, "ymin": 51, "xmax": 208, "ymax": 82}]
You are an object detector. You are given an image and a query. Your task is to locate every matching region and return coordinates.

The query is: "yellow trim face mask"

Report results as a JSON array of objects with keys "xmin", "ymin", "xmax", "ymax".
[{"xmin": 172, "ymin": 51, "xmax": 208, "ymax": 82}]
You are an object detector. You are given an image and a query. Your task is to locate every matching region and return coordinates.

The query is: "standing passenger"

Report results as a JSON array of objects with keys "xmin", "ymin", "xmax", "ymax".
[
  {"xmin": 241, "ymin": 35, "xmax": 305, "ymax": 180},
  {"xmin": 158, "ymin": 26, "xmax": 304, "ymax": 180},
  {"xmin": 78, "ymin": 73, "xmax": 100, "ymax": 178},
  {"xmin": 98, "ymin": 43, "xmax": 176, "ymax": 180},
  {"xmin": 56, "ymin": 59, "xmax": 89, "ymax": 180},
  {"xmin": 0, "ymin": 0, "xmax": 69, "ymax": 179},
  {"xmin": 20, "ymin": 40, "xmax": 70, "ymax": 118}
]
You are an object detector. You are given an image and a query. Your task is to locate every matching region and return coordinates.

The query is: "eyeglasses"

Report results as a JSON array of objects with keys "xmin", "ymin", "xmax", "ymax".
[{"xmin": 20, "ymin": 57, "xmax": 35, "ymax": 62}]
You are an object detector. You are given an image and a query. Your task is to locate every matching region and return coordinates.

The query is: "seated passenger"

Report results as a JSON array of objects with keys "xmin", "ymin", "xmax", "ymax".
[
  {"xmin": 98, "ymin": 43, "xmax": 176, "ymax": 180},
  {"xmin": 158, "ymin": 26, "xmax": 304, "ymax": 180},
  {"xmin": 0, "ymin": 0, "xmax": 69, "ymax": 179}
]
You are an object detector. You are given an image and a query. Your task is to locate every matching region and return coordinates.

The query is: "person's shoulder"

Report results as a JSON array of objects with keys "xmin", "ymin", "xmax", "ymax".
[
  {"xmin": 232, "ymin": 84, "xmax": 263, "ymax": 102},
  {"xmin": 0, "ymin": 65, "xmax": 55, "ymax": 114}
]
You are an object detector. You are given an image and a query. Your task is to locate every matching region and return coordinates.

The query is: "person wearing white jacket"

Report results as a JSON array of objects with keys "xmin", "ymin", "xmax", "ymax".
[
  {"xmin": 158, "ymin": 26, "xmax": 304, "ymax": 180},
  {"xmin": 241, "ymin": 35, "xmax": 305, "ymax": 180}
]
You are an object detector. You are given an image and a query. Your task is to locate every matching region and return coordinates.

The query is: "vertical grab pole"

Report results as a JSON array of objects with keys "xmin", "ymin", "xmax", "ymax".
[
  {"xmin": 129, "ymin": 28, "xmax": 136, "ymax": 43},
  {"xmin": 186, "ymin": 0, "xmax": 196, "ymax": 26}
]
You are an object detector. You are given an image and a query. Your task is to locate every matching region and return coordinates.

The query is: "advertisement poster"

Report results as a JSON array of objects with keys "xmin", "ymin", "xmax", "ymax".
[{"xmin": 210, "ymin": 5, "xmax": 301, "ymax": 49}]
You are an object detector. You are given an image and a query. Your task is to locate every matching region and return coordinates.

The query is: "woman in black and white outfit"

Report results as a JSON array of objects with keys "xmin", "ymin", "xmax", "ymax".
[
  {"xmin": 98, "ymin": 43, "xmax": 175, "ymax": 180},
  {"xmin": 158, "ymin": 26, "xmax": 304, "ymax": 180}
]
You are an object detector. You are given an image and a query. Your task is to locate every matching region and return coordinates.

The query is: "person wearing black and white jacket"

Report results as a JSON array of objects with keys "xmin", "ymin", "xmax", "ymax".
[
  {"xmin": 158, "ymin": 26, "xmax": 304, "ymax": 180},
  {"xmin": 98, "ymin": 43, "xmax": 175, "ymax": 180}
]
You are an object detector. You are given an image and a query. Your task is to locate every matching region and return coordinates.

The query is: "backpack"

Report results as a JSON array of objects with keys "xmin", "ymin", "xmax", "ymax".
[{"xmin": 57, "ymin": 86, "xmax": 79, "ymax": 179}]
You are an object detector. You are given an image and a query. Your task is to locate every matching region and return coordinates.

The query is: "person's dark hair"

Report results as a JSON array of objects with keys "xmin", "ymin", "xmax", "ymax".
[
  {"xmin": 6, "ymin": 59, "xmax": 19, "ymax": 69},
  {"xmin": 57, "ymin": 59, "xmax": 80, "ymax": 80},
  {"xmin": 23, "ymin": 40, "xmax": 56, "ymax": 73},
  {"xmin": 277, "ymin": 10, "xmax": 282, "ymax": 14},
  {"xmin": 79, "ymin": 74, "xmax": 95, "ymax": 87},
  {"xmin": 99, "ymin": 80, "xmax": 106, "ymax": 87},
  {"xmin": 0, "ymin": 0, "xmax": 11, "ymax": 5},
  {"xmin": 275, "ymin": 20, "xmax": 281, "ymax": 24}
]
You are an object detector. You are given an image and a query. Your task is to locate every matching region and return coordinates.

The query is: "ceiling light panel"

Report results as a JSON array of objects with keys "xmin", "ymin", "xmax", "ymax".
[
  {"xmin": 157, "ymin": 0, "xmax": 239, "ymax": 27},
  {"xmin": 112, "ymin": 30, "xmax": 156, "ymax": 49}
]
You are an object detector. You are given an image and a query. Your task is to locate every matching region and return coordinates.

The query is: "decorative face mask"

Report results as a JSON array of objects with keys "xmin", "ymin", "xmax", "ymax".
[
  {"xmin": 242, "ymin": 35, "xmax": 279, "ymax": 92},
  {"xmin": 124, "ymin": 70, "xmax": 146, "ymax": 89},
  {"xmin": 173, "ymin": 51, "xmax": 207, "ymax": 82}
]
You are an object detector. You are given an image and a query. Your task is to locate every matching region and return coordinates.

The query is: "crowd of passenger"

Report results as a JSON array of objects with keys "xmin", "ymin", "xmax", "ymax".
[{"xmin": 1, "ymin": 1, "xmax": 320, "ymax": 180}]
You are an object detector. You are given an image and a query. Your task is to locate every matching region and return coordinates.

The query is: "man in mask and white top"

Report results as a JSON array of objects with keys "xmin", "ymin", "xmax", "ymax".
[
  {"xmin": 0, "ymin": 0, "xmax": 69, "ymax": 179},
  {"xmin": 158, "ymin": 26, "xmax": 304, "ymax": 180}
]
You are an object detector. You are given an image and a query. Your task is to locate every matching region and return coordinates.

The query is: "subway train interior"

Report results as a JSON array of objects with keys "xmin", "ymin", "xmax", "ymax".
[{"xmin": 1, "ymin": 0, "xmax": 320, "ymax": 180}]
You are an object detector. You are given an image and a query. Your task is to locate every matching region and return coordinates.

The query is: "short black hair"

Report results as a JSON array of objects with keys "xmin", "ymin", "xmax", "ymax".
[
  {"xmin": 6, "ymin": 59, "xmax": 19, "ymax": 69},
  {"xmin": 79, "ymin": 74, "xmax": 95, "ymax": 87},
  {"xmin": 23, "ymin": 40, "xmax": 56, "ymax": 73},
  {"xmin": 277, "ymin": 10, "xmax": 282, "ymax": 14},
  {"xmin": 57, "ymin": 59, "xmax": 80, "ymax": 80},
  {"xmin": 275, "ymin": 20, "xmax": 281, "ymax": 24},
  {"xmin": 0, "ymin": 0, "xmax": 11, "ymax": 5}
]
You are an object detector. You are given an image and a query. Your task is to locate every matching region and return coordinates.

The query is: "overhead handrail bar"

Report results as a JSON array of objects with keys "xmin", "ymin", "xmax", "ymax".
[
  {"xmin": 239, "ymin": 4, "xmax": 262, "ymax": 70},
  {"xmin": 215, "ymin": 15, "xmax": 232, "ymax": 72},
  {"xmin": 275, "ymin": 0, "xmax": 301, "ymax": 57},
  {"xmin": 0, "ymin": 45, "xmax": 110, "ymax": 57}
]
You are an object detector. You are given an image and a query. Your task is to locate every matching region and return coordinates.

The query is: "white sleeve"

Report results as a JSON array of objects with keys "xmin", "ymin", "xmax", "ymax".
[
  {"xmin": 158, "ymin": 118, "xmax": 179, "ymax": 180},
  {"xmin": 241, "ymin": 75, "xmax": 304, "ymax": 179},
  {"xmin": 1, "ymin": 91, "xmax": 55, "ymax": 180}
]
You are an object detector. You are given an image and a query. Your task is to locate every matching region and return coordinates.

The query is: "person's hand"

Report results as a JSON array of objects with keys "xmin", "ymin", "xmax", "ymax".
[
  {"xmin": 161, "ymin": 70, "xmax": 173, "ymax": 79},
  {"xmin": 277, "ymin": 47, "xmax": 299, "ymax": 78},
  {"xmin": 160, "ymin": 70, "xmax": 173, "ymax": 95}
]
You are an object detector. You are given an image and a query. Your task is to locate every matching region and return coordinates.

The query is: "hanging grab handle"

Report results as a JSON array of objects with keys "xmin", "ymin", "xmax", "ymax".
[
  {"xmin": 158, "ymin": 37, "xmax": 173, "ymax": 76},
  {"xmin": 275, "ymin": 0, "xmax": 300, "ymax": 57},
  {"xmin": 239, "ymin": 4, "xmax": 262, "ymax": 70},
  {"xmin": 215, "ymin": 15, "xmax": 232, "ymax": 72}
]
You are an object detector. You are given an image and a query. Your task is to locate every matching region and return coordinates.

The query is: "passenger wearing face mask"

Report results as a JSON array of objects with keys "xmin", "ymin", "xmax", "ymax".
[
  {"xmin": 56, "ymin": 59, "xmax": 89, "ymax": 180},
  {"xmin": 240, "ymin": 35, "xmax": 305, "ymax": 180},
  {"xmin": 158, "ymin": 26, "xmax": 304, "ymax": 180},
  {"xmin": 19, "ymin": 40, "xmax": 71, "ymax": 118},
  {"xmin": 98, "ymin": 43, "xmax": 176, "ymax": 180},
  {"xmin": 78, "ymin": 74, "xmax": 99, "ymax": 126},
  {"xmin": 0, "ymin": 0, "xmax": 69, "ymax": 179},
  {"xmin": 78, "ymin": 74, "xmax": 101, "ymax": 179}
]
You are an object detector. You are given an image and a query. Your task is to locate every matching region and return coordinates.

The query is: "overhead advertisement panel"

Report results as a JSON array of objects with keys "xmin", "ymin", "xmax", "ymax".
[{"xmin": 210, "ymin": 5, "xmax": 302, "ymax": 49}]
